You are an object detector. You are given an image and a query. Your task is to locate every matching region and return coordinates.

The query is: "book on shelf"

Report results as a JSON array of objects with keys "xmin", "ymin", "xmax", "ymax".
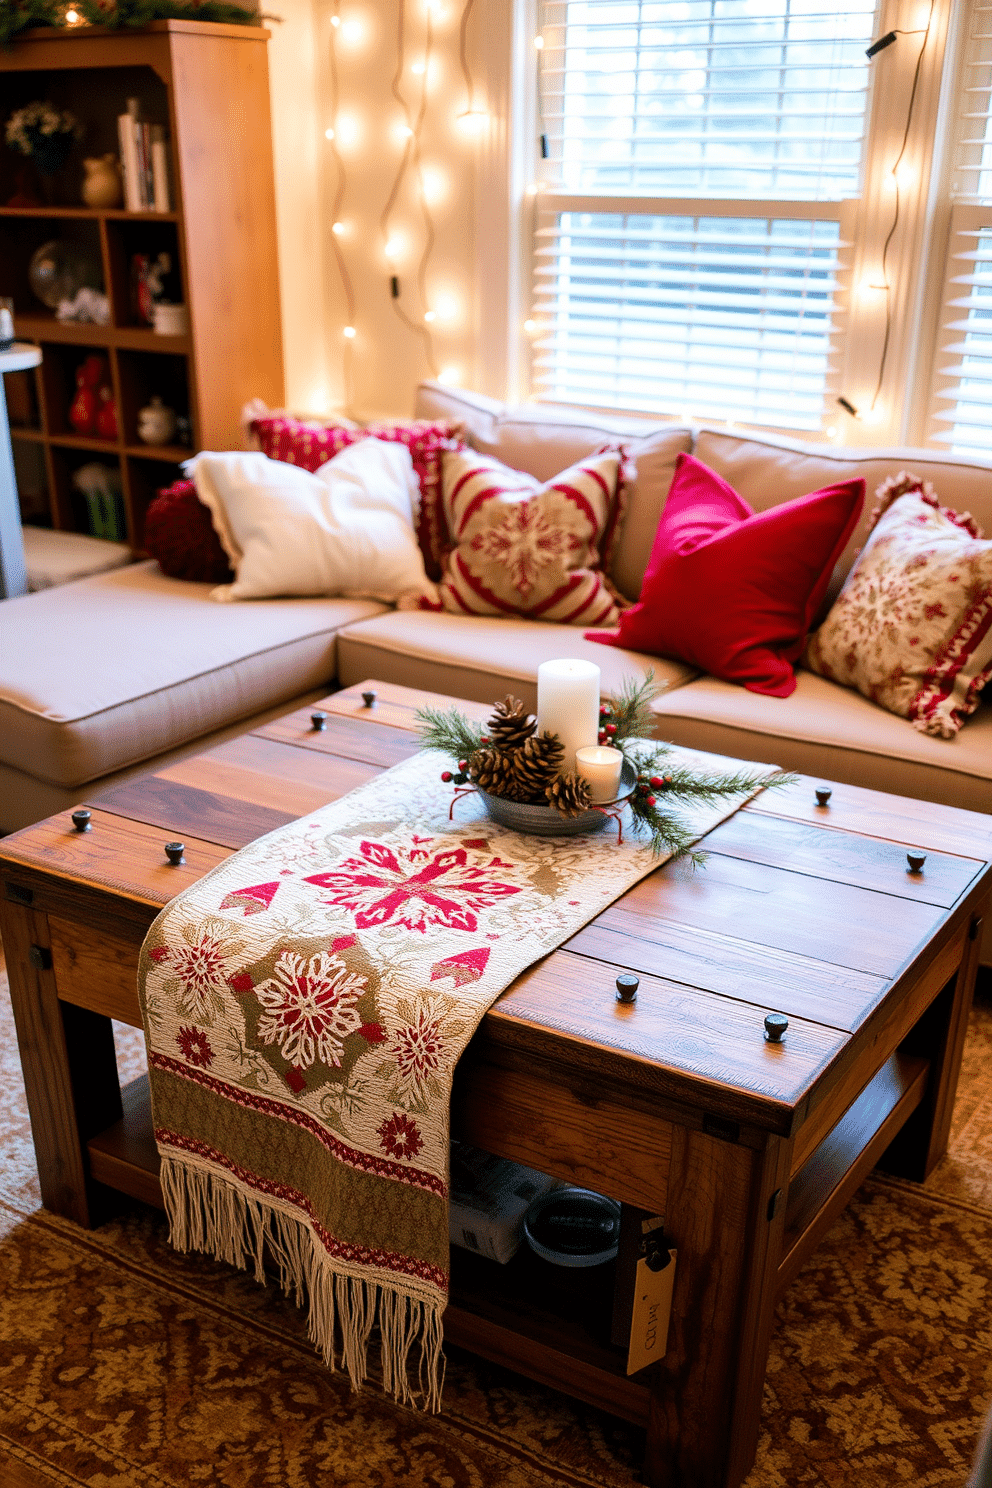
[{"xmin": 116, "ymin": 100, "xmax": 171, "ymax": 213}]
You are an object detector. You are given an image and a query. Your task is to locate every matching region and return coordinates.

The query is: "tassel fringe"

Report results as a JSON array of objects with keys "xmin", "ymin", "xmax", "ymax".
[{"xmin": 160, "ymin": 1154, "xmax": 445, "ymax": 1411}]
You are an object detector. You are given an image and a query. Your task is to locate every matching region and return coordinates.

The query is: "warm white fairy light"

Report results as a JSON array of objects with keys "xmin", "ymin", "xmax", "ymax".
[
  {"xmin": 534, "ymin": 35, "xmax": 544, "ymax": 49},
  {"xmin": 335, "ymin": 114, "xmax": 361, "ymax": 149},
  {"xmin": 324, "ymin": 127, "xmax": 336, "ymax": 139},
  {"xmin": 438, "ymin": 365, "xmax": 461, "ymax": 384},
  {"xmin": 332, "ymin": 220, "xmax": 347, "ymax": 235},
  {"xmin": 384, "ymin": 236, "xmax": 403, "ymax": 260},
  {"xmin": 523, "ymin": 318, "xmax": 536, "ymax": 333},
  {"xmin": 343, "ymin": 325, "xmax": 356, "ymax": 339},
  {"xmin": 456, "ymin": 109, "xmax": 489, "ymax": 135},
  {"xmin": 434, "ymin": 294, "xmax": 458, "ymax": 321},
  {"xmin": 420, "ymin": 165, "xmax": 447, "ymax": 205},
  {"xmin": 341, "ymin": 18, "xmax": 365, "ymax": 45},
  {"xmin": 331, "ymin": 13, "xmax": 340, "ymax": 25},
  {"xmin": 424, "ymin": 309, "xmax": 437, "ymax": 322},
  {"xmin": 411, "ymin": 60, "xmax": 426, "ymax": 75}
]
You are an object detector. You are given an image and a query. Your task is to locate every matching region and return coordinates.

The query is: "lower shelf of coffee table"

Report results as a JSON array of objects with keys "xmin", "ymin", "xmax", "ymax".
[{"xmin": 83, "ymin": 1045, "xmax": 931, "ymax": 1427}]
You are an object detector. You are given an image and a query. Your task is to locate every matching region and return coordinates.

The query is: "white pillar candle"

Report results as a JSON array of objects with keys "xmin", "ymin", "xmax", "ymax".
[
  {"xmin": 536, "ymin": 658, "xmax": 601, "ymax": 772},
  {"xmin": 575, "ymin": 745, "xmax": 624, "ymax": 803}
]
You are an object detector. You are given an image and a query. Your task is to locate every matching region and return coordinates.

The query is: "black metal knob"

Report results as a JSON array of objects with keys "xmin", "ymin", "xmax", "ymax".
[
  {"xmin": 310, "ymin": 710, "xmax": 327, "ymax": 732},
  {"xmin": 815, "ymin": 787, "xmax": 832, "ymax": 807},
  {"xmin": 71, "ymin": 809, "xmax": 92, "ymax": 832},
  {"xmin": 616, "ymin": 973, "xmax": 639, "ymax": 1004},
  {"xmin": 362, "ymin": 690, "xmax": 377, "ymax": 708},
  {"xmin": 764, "ymin": 1012, "xmax": 789, "ymax": 1043},
  {"xmin": 907, "ymin": 851, "xmax": 926, "ymax": 873},
  {"xmin": 164, "ymin": 841, "xmax": 185, "ymax": 866}
]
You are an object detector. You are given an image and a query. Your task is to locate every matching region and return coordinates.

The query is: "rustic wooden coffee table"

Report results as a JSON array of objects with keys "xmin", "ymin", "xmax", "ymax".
[{"xmin": 1, "ymin": 680, "xmax": 989, "ymax": 1488}]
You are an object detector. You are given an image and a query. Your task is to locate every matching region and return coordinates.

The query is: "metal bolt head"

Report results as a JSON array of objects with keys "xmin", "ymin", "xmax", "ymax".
[
  {"xmin": 362, "ymin": 690, "xmax": 377, "ymax": 708},
  {"xmin": 815, "ymin": 787, "xmax": 832, "ymax": 807},
  {"xmin": 764, "ymin": 1012, "xmax": 789, "ymax": 1043},
  {"xmin": 616, "ymin": 973, "xmax": 639, "ymax": 1004},
  {"xmin": 164, "ymin": 841, "xmax": 186, "ymax": 866},
  {"xmin": 310, "ymin": 710, "xmax": 328, "ymax": 732},
  {"xmin": 907, "ymin": 851, "xmax": 926, "ymax": 873},
  {"xmin": 71, "ymin": 808, "xmax": 92, "ymax": 832}
]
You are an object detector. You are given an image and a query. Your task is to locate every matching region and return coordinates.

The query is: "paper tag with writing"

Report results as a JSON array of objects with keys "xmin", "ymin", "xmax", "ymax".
[{"xmin": 626, "ymin": 1227, "xmax": 676, "ymax": 1376}]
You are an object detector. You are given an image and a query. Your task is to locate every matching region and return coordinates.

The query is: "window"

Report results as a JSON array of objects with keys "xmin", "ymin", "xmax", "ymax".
[
  {"xmin": 926, "ymin": 1, "xmax": 992, "ymax": 455},
  {"xmin": 525, "ymin": 0, "xmax": 963, "ymax": 448}
]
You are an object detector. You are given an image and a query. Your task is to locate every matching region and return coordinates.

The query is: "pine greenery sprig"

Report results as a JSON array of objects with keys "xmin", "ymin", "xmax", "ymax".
[
  {"xmin": 415, "ymin": 705, "xmax": 484, "ymax": 777},
  {"xmin": 597, "ymin": 669, "xmax": 664, "ymax": 748},
  {"xmin": 2, "ymin": 1, "xmax": 268, "ymax": 49}
]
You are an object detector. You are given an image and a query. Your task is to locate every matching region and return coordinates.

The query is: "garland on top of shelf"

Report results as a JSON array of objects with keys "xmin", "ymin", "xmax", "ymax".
[
  {"xmin": 416, "ymin": 673, "xmax": 795, "ymax": 862},
  {"xmin": 1, "ymin": 2, "xmax": 271, "ymax": 50}
]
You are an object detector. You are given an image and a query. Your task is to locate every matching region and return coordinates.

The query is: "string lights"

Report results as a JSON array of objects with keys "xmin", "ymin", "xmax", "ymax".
[
  {"xmin": 839, "ymin": 0, "xmax": 936, "ymax": 425},
  {"xmin": 323, "ymin": 0, "xmax": 488, "ymax": 406}
]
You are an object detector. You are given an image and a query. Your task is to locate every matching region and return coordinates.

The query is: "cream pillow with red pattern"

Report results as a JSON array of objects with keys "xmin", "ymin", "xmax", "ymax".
[
  {"xmin": 411, "ymin": 447, "xmax": 626, "ymax": 625},
  {"xmin": 805, "ymin": 474, "xmax": 992, "ymax": 738}
]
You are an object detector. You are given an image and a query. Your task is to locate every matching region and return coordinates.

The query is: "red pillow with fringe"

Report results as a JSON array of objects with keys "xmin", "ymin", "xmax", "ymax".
[
  {"xmin": 145, "ymin": 480, "xmax": 233, "ymax": 584},
  {"xmin": 248, "ymin": 414, "xmax": 462, "ymax": 581}
]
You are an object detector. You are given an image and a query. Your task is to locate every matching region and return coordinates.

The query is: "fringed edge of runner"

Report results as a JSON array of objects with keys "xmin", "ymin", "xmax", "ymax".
[{"xmin": 160, "ymin": 1152, "xmax": 445, "ymax": 1412}]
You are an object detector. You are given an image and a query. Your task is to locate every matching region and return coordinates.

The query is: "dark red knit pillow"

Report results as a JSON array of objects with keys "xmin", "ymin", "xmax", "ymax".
[
  {"xmin": 144, "ymin": 479, "xmax": 233, "ymax": 583},
  {"xmin": 248, "ymin": 414, "xmax": 462, "ymax": 580}
]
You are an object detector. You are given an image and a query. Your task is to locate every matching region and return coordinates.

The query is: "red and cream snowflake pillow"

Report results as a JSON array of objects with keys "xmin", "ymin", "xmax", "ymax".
[
  {"xmin": 805, "ymin": 474, "xmax": 992, "ymax": 738},
  {"xmin": 411, "ymin": 447, "xmax": 627, "ymax": 625}
]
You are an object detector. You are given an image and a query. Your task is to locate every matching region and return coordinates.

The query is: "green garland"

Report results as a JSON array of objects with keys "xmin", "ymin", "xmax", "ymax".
[
  {"xmin": 416, "ymin": 674, "xmax": 795, "ymax": 862},
  {"xmin": 2, "ymin": 2, "xmax": 268, "ymax": 49}
]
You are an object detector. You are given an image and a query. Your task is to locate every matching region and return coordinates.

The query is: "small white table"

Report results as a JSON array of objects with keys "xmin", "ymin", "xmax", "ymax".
[{"xmin": 0, "ymin": 341, "xmax": 43, "ymax": 600}]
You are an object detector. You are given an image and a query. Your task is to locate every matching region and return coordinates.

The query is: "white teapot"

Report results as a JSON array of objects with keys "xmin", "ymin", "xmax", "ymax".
[{"xmin": 138, "ymin": 396, "xmax": 177, "ymax": 446}]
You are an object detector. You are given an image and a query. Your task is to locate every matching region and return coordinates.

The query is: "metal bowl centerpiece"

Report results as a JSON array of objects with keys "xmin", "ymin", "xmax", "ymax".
[{"xmin": 475, "ymin": 758, "xmax": 636, "ymax": 837}]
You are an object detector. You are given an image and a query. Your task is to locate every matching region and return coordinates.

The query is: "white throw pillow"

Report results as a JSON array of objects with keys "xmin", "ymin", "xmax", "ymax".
[{"xmin": 185, "ymin": 440, "xmax": 437, "ymax": 603}]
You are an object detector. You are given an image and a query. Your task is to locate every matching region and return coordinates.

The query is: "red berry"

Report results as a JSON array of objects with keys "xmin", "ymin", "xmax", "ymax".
[
  {"xmin": 649, "ymin": 776, "xmax": 664, "ymax": 789},
  {"xmin": 598, "ymin": 731, "xmax": 607, "ymax": 744},
  {"xmin": 458, "ymin": 759, "xmax": 468, "ymax": 770},
  {"xmin": 645, "ymin": 795, "xmax": 657, "ymax": 807},
  {"xmin": 480, "ymin": 736, "xmax": 489, "ymax": 744},
  {"xmin": 605, "ymin": 723, "xmax": 616, "ymax": 734},
  {"xmin": 600, "ymin": 704, "xmax": 609, "ymax": 716},
  {"xmin": 441, "ymin": 771, "xmax": 453, "ymax": 783}
]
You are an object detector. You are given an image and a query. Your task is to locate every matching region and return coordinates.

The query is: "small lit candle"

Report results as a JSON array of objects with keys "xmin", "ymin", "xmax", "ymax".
[
  {"xmin": 575, "ymin": 746, "xmax": 623, "ymax": 803},
  {"xmin": 537, "ymin": 659, "xmax": 600, "ymax": 772}
]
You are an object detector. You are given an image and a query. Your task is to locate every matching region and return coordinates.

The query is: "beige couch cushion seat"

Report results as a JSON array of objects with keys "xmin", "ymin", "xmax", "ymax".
[
  {"xmin": 651, "ymin": 668, "xmax": 992, "ymax": 814},
  {"xmin": 336, "ymin": 609, "xmax": 698, "ymax": 712},
  {"xmin": 0, "ymin": 560, "xmax": 387, "ymax": 791}
]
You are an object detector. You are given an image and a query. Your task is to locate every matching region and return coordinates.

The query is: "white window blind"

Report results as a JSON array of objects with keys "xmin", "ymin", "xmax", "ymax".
[
  {"xmin": 533, "ymin": 0, "xmax": 878, "ymax": 429},
  {"xmin": 928, "ymin": 3, "xmax": 992, "ymax": 453}
]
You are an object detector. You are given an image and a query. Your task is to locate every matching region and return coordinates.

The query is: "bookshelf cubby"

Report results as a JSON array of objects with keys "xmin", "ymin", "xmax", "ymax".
[{"xmin": 0, "ymin": 20, "xmax": 284, "ymax": 552}]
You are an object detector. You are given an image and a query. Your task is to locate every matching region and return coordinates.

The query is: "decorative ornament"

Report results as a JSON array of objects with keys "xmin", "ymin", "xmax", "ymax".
[{"xmin": 81, "ymin": 154, "xmax": 122, "ymax": 208}]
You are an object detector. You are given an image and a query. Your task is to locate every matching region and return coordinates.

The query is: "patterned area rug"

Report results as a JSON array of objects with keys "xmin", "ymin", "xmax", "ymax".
[{"xmin": 1, "ymin": 958, "xmax": 990, "ymax": 1488}]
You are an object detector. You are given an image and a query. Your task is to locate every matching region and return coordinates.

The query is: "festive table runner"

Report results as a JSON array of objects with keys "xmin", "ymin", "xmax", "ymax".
[{"xmin": 138, "ymin": 746, "xmax": 774, "ymax": 1410}]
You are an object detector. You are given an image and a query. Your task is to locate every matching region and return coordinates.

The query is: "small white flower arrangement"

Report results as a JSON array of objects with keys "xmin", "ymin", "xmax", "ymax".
[{"xmin": 6, "ymin": 101, "xmax": 81, "ymax": 173}]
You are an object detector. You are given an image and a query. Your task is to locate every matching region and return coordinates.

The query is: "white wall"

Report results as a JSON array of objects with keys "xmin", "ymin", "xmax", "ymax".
[{"xmin": 267, "ymin": 0, "xmax": 508, "ymax": 421}]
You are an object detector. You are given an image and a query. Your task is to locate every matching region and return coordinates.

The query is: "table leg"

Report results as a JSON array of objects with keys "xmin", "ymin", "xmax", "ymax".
[
  {"xmin": 880, "ymin": 908, "xmax": 985, "ymax": 1182},
  {"xmin": 1, "ymin": 900, "xmax": 122, "ymax": 1226},
  {"xmin": 642, "ymin": 1124, "xmax": 791, "ymax": 1488}
]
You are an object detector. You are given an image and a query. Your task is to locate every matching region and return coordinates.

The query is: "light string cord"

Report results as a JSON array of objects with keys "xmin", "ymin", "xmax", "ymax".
[
  {"xmin": 327, "ymin": 0, "xmax": 356, "ymax": 413},
  {"xmin": 458, "ymin": 0, "xmax": 477, "ymax": 114},
  {"xmin": 870, "ymin": 0, "xmax": 936, "ymax": 411},
  {"xmin": 379, "ymin": 0, "xmax": 439, "ymax": 376}
]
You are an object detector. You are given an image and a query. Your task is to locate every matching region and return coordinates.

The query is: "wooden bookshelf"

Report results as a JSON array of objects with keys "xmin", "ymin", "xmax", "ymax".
[{"xmin": 0, "ymin": 21, "xmax": 284, "ymax": 550}]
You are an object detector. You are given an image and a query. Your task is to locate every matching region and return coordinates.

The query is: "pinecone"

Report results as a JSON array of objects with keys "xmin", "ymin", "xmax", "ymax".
[
  {"xmin": 546, "ymin": 770, "xmax": 593, "ymax": 817},
  {"xmin": 509, "ymin": 732, "xmax": 567, "ymax": 803},
  {"xmin": 486, "ymin": 695, "xmax": 537, "ymax": 751},
  {"xmin": 470, "ymin": 748, "xmax": 520, "ymax": 798}
]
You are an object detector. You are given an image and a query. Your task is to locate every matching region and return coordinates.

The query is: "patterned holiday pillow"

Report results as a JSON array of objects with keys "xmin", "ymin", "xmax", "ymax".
[
  {"xmin": 411, "ymin": 447, "xmax": 627, "ymax": 625},
  {"xmin": 144, "ymin": 479, "xmax": 233, "ymax": 584},
  {"xmin": 247, "ymin": 413, "xmax": 463, "ymax": 580},
  {"xmin": 805, "ymin": 474, "xmax": 992, "ymax": 738}
]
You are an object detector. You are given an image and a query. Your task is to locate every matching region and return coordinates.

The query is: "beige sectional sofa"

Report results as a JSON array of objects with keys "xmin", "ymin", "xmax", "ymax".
[{"xmin": 2, "ymin": 381, "xmax": 989, "ymax": 952}]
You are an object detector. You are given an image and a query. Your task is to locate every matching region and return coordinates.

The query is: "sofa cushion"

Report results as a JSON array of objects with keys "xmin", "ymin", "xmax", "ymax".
[
  {"xmin": 424, "ymin": 447, "xmax": 625, "ymax": 625},
  {"xmin": 694, "ymin": 427, "xmax": 992, "ymax": 610},
  {"xmin": 249, "ymin": 412, "xmax": 462, "ymax": 580},
  {"xmin": 0, "ymin": 562, "xmax": 386, "ymax": 788},
  {"xmin": 144, "ymin": 479, "xmax": 234, "ymax": 584},
  {"xmin": 335, "ymin": 608, "xmax": 698, "ymax": 713},
  {"xmin": 587, "ymin": 454, "xmax": 864, "ymax": 697},
  {"xmin": 806, "ymin": 478, "xmax": 992, "ymax": 739},
  {"xmin": 413, "ymin": 380, "xmax": 692, "ymax": 601},
  {"xmin": 186, "ymin": 443, "xmax": 434, "ymax": 604},
  {"xmin": 649, "ymin": 669, "xmax": 992, "ymax": 813}
]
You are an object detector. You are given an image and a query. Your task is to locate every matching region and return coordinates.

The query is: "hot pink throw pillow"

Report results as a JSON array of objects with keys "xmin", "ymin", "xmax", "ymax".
[{"xmin": 586, "ymin": 454, "xmax": 864, "ymax": 696}]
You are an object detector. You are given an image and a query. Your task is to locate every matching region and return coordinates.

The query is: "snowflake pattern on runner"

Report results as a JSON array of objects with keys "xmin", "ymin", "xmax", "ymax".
[
  {"xmin": 302, "ymin": 838, "xmax": 523, "ymax": 934},
  {"xmin": 254, "ymin": 949, "xmax": 369, "ymax": 1070}
]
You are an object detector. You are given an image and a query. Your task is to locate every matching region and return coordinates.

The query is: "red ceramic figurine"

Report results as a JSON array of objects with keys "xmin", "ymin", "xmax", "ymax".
[
  {"xmin": 95, "ymin": 384, "xmax": 118, "ymax": 440},
  {"xmin": 68, "ymin": 354, "xmax": 114, "ymax": 438}
]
